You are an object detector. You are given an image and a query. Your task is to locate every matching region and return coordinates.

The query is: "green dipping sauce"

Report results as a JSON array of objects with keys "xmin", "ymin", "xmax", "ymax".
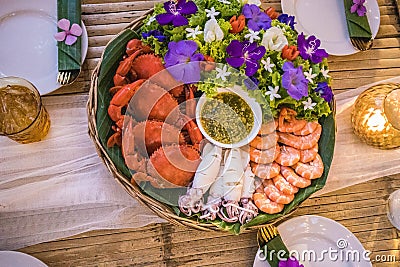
[{"xmin": 200, "ymin": 92, "xmax": 254, "ymax": 144}]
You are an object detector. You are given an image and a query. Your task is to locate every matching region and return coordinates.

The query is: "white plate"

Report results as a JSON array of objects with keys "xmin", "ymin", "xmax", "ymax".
[
  {"xmin": 0, "ymin": 0, "xmax": 88, "ymax": 95},
  {"xmin": 281, "ymin": 0, "xmax": 380, "ymax": 55},
  {"xmin": 253, "ymin": 215, "xmax": 372, "ymax": 267},
  {"xmin": 0, "ymin": 251, "xmax": 48, "ymax": 267}
]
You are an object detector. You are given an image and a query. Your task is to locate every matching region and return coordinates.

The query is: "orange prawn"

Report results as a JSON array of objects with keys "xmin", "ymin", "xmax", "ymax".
[
  {"xmin": 249, "ymin": 133, "xmax": 278, "ymax": 150},
  {"xmin": 263, "ymin": 180, "xmax": 294, "ymax": 204},
  {"xmin": 280, "ymin": 166, "xmax": 311, "ymax": 188},
  {"xmin": 249, "ymin": 145, "xmax": 279, "ymax": 165},
  {"xmin": 299, "ymin": 144, "xmax": 318, "ymax": 163},
  {"xmin": 278, "ymin": 107, "xmax": 307, "ymax": 133},
  {"xmin": 253, "ymin": 187, "xmax": 284, "ymax": 214},
  {"xmin": 294, "ymin": 154, "xmax": 324, "ymax": 180},
  {"xmin": 275, "ymin": 145, "xmax": 300, "ymax": 166},
  {"xmin": 250, "ymin": 162, "xmax": 280, "ymax": 179},
  {"xmin": 278, "ymin": 124, "xmax": 322, "ymax": 150},
  {"xmin": 273, "ymin": 174, "xmax": 299, "ymax": 195},
  {"xmin": 293, "ymin": 121, "xmax": 320, "ymax": 136}
]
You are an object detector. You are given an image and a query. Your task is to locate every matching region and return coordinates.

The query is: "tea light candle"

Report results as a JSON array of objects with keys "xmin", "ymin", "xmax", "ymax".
[{"xmin": 351, "ymin": 83, "xmax": 400, "ymax": 149}]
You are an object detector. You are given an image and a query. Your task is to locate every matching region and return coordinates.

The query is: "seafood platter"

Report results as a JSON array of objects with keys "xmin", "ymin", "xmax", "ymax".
[{"xmin": 88, "ymin": 0, "xmax": 336, "ymax": 233}]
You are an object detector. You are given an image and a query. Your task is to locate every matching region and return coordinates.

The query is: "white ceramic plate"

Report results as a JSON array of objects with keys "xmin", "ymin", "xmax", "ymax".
[
  {"xmin": 253, "ymin": 215, "xmax": 372, "ymax": 267},
  {"xmin": 0, "ymin": 0, "xmax": 88, "ymax": 95},
  {"xmin": 0, "ymin": 251, "xmax": 48, "ymax": 267},
  {"xmin": 281, "ymin": 0, "xmax": 380, "ymax": 56}
]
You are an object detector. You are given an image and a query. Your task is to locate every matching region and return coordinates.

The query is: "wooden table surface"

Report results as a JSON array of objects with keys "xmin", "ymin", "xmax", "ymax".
[{"xmin": 16, "ymin": 0, "xmax": 400, "ymax": 266}]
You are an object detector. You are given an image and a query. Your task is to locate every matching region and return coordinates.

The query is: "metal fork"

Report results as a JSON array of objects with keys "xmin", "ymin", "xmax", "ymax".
[
  {"xmin": 350, "ymin": 37, "xmax": 373, "ymax": 51},
  {"xmin": 57, "ymin": 70, "xmax": 80, "ymax": 85}
]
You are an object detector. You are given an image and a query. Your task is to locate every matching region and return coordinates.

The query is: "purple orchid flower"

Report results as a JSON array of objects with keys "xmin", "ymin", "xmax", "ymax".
[
  {"xmin": 156, "ymin": 0, "xmax": 198, "ymax": 27},
  {"xmin": 142, "ymin": 30, "xmax": 167, "ymax": 42},
  {"xmin": 315, "ymin": 82, "xmax": 334, "ymax": 102},
  {"xmin": 277, "ymin": 14, "xmax": 296, "ymax": 30},
  {"xmin": 282, "ymin": 61, "xmax": 309, "ymax": 100},
  {"xmin": 242, "ymin": 4, "xmax": 272, "ymax": 31},
  {"xmin": 164, "ymin": 40, "xmax": 204, "ymax": 83},
  {"xmin": 351, "ymin": 0, "xmax": 367, "ymax": 16},
  {"xmin": 226, "ymin": 40, "xmax": 266, "ymax": 76},
  {"xmin": 278, "ymin": 257, "xmax": 304, "ymax": 267},
  {"xmin": 297, "ymin": 33, "xmax": 329, "ymax": 64},
  {"xmin": 54, "ymin": 18, "xmax": 82, "ymax": 46}
]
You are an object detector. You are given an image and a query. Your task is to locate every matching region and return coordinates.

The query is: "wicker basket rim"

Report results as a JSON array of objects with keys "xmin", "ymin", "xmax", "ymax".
[{"xmin": 85, "ymin": 10, "xmax": 327, "ymax": 233}]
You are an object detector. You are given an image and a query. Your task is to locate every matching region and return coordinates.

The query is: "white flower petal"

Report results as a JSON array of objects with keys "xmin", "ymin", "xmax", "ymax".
[
  {"xmin": 204, "ymin": 19, "xmax": 224, "ymax": 43},
  {"xmin": 261, "ymin": 27, "xmax": 288, "ymax": 51}
]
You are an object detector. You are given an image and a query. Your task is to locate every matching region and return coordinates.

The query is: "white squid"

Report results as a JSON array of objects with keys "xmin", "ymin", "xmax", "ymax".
[{"xmin": 178, "ymin": 143, "xmax": 222, "ymax": 216}]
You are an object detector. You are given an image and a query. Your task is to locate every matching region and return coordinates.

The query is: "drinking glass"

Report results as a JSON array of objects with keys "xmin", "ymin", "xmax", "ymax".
[{"xmin": 0, "ymin": 77, "xmax": 51, "ymax": 144}]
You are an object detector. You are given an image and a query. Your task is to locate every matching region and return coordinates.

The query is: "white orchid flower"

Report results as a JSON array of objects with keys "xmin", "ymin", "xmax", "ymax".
[
  {"xmin": 186, "ymin": 26, "xmax": 203, "ymax": 39},
  {"xmin": 204, "ymin": 18, "xmax": 224, "ymax": 43},
  {"xmin": 321, "ymin": 66, "xmax": 330, "ymax": 78},
  {"xmin": 302, "ymin": 97, "xmax": 317, "ymax": 110},
  {"xmin": 304, "ymin": 68, "xmax": 317, "ymax": 83},
  {"xmin": 261, "ymin": 57, "xmax": 275, "ymax": 73},
  {"xmin": 244, "ymin": 29, "xmax": 260, "ymax": 43},
  {"xmin": 261, "ymin": 27, "xmax": 288, "ymax": 51}
]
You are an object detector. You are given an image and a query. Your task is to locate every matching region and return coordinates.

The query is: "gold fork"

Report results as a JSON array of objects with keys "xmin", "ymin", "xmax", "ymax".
[
  {"xmin": 57, "ymin": 70, "xmax": 80, "ymax": 85},
  {"xmin": 257, "ymin": 225, "xmax": 289, "ymax": 265},
  {"xmin": 350, "ymin": 37, "xmax": 373, "ymax": 51}
]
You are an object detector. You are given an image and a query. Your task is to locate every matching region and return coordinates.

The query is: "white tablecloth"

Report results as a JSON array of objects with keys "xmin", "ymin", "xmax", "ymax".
[{"xmin": 1, "ymin": 77, "xmax": 399, "ymax": 250}]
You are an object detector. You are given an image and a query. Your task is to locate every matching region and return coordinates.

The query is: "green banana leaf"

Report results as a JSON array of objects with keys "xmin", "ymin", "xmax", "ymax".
[
  {"xmin": 95, "ymin": 28, "xmax": 336, "ymax": 234},
  {"xmin": 57, "ymin": 0, "xmax": 82, "ymax": 71},
  {"xmin": 343, "ymin": 0, "xmax": 372, "ymax": 38}
]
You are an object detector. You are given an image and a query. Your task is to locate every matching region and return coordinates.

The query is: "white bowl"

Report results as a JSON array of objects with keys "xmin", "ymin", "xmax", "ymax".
[{"xmin": 196, "ymin": 86, "xmax": 262, "ymax": 148}]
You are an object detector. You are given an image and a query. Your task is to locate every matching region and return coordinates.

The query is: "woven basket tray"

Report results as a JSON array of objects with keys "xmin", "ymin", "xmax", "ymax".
[{"xmin": 87, "ymin": 11, "xmax": 336, "ymax": 233}]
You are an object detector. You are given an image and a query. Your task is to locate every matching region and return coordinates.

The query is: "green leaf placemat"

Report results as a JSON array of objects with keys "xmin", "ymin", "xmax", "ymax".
[
  {"xmin": 343, "ymin": 0, "xmax": 372, "ymax": 38},
  {"xmin": 57, "ymin": 0, "xmax": 81, "ymax": 71}
]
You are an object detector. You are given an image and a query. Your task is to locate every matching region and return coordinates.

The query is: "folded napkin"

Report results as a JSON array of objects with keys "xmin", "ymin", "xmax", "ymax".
[
  {"xmin": 343, "ymin": 0, "xmax": 372, "ymax": 39},
  {"xmin": 57, "ymin": 0, "xmax": 82, "ymax": 72}
]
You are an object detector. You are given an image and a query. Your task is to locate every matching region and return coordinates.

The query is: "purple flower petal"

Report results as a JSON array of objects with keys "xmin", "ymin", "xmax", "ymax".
[
  {"xmin": 226, "ymin": 57, "xmax": 245, "ymax": 68},
  {"xmin": 242, "ymin": 4, "xmax": 271, "ymax": 31},
  {"xmin": 156, "ymin": 13, "xmax": 175, "ymax": 25},
  {"xmin": 315, "ymin": 82, "xmax": 333, "ymax": 102},
  {"xmin": 70, "ymin": 23, "xmax": 83, "ymax": 36},
  {"xmin": 54, "ymin": 31, "xmax": 66, "ymax": 41},
  {"xmin": 248, "ymin": 46, "xmax": 266, "ymax": 61},
  {"xmin": 65, "ymin": 34, "xmax": 78, "ymax": 45},
  {"xmin": 179, "ymin": 1, "xmax": 198, "ymax": 15},
  {"xmin": 172, "ymin": 15, "xmax": 189, "ymax": 27},
  {"xmin": 242, "ymin": 4, "xmax": 253, "ymax": 18},
  {"xmin": 350, "ymin": 4, "xmax": 358, "ymax": 13},
  {"xmin": 245, "ymin": 60, "xmax": 258, "ymax": 76},
  {"xmin": 57, "ymin": 18, "xmax": 70, "ymax": 31},
  {"xmin": 357, "ymin": 5, "xmax": 367, "ymax": 16},
  {"xmin": 226, "ymin": 40, "xmax": 244, "ymax": 57},
  {"xmin": 163, "ymin": 40, "xmax": 203, "ymax": 84},
  {"xmin": 297, "ymin": 33, "xmax": 329, "ymax": 63},
  {"xmin": 281, "ymin": 62, "xmax": 309, "ymax": 100}
]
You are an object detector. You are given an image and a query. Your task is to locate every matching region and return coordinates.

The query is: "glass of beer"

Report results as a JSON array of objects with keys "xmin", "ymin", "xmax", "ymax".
[{"xmin": 0, "ymin": 77, "xmax": 51, "ymax": 144}]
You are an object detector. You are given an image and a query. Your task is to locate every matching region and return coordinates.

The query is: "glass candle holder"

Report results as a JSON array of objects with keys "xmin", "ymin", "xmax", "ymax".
[
  {"xmin": 351, "ymin": 83, "xmax": 400, "ymax": 149},
  {"xmin": 0, "ymin": 77, "xmax": 51, "ymax": 144},
  {"xmin": 387, "ymin": 189, "xmax": 400, "ymax": 230}
]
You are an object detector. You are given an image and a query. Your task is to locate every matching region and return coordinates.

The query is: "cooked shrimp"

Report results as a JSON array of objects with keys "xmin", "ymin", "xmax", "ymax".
[
  {"xmin": 273, "ymin": 174, "xmax": 299, "ymax": 195},
  {"xmin": 275, "ymin": 145, "xmax": 300, "ymax": 166},
  {"xmin": 293, "ymin": 121, "xmax": 320, "ymax": 136},
  {"xmin": 263, "ymin": 180, "xmax": 294, "ymax": 204},
  {"xmin": 294, "ymin": 154, "xmax": 324, "ymax": 179},
  {"xmin": 253, "ymin": 191, "xmax": 284, "ymax": 214},
  {"xmin": 249, "ymin": 133, "xmax": 278, "ymax": 150},
  {"xmin": 299, "ymin": 144, "xmax": 318, "ymax": 163},
  {"xmin": 278, "ymin": 124, "xmax": 322, "ymax": 150},
  {"xmin": 258, "ymin": 119, "xmax": 278, "ymax": 135},
  {"xmin": 250, "ymin": 162, "xmax": 280, "ymax": 179},
  {"xmin": 278, "ymin": 107, "xmax": 307, "ymax": 133},
  {"xmin": 249, "ymin": 145, "xmax": 279, "ymax": 164},
  {"xmin": 280, "ymin": 166, "xmax": 311, "ymax": 188}
]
